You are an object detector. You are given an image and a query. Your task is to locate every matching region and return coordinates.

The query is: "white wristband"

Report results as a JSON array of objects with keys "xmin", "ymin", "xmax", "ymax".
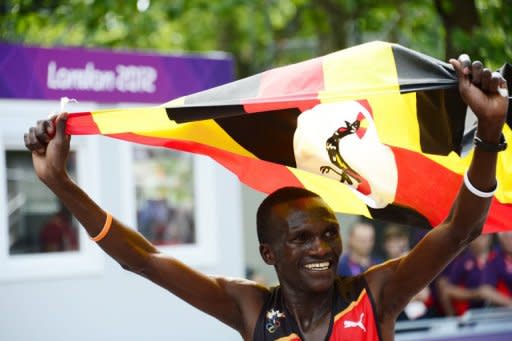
[{"xmin": 463, "ymin": 171, "xmax": 497, "ymax": 198}]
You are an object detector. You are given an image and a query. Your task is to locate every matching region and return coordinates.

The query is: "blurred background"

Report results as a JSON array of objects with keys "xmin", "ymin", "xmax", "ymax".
[
  {"xmin": 1, "ymin": 0, "xmax": 511, "ymax": 76},
  {"xmin": 1, "ymin": 0, "xmax": 511, "ymax": 340}
]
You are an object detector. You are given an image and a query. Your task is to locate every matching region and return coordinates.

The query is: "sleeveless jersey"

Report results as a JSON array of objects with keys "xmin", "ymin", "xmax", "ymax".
[{"xmin": 253, "ymin": 275, "xmax": 381, "ymax": 341}]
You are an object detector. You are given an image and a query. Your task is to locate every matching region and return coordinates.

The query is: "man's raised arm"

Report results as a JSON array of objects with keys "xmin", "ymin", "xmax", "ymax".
[
  {"xmin": 24, "ymin": 113, "xmax": 266, "ymax": 338},
  {"xmin": 366, "ymin": 54, "xmax": 509, "ymax": 321}
]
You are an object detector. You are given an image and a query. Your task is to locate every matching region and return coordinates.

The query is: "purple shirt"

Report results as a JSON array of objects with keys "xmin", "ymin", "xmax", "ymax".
[
  {"xmin": 449, "ymin": 250, "xmax": 487, "ymax": 288},
  {"xmin": 337, "ymin": 253, "xmax": 381, "ymax": 277},
  {"xmin": 448, "ymin": 250, "xmax": 488, "ymax": 313},
  {"xmin": 483, "ymin": 250, "xmax": 512, "ymax": 296}
]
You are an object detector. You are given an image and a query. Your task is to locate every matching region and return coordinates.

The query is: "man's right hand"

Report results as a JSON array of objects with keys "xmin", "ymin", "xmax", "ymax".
[
  {"xmin": 450, "ymin": 55, "xmax": 508, "ymax": 142},
  {"xmin": 23, "ymin": 112, "xmax": 71, "ymax": 186}
]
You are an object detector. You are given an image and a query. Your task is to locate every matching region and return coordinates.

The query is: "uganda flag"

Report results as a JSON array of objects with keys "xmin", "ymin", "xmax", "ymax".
[{"xmin": 66, "ymin": 41, "xmax": 512, "ymax": 233}]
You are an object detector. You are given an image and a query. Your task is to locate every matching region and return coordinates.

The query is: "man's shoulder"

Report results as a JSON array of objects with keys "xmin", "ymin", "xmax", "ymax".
[
  {"xmin": 214, "ymin": 276, "xmax": 271, "ymax": 295},
  {"xmin": 213, "ymin": 276, "xmax": 272, "ymax": 338}
]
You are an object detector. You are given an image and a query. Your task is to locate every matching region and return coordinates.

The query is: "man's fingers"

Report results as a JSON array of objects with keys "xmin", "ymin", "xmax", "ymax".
[
  {"xmin": 481, "ymin": 68, "xmax": 492, "ymax": 93},
  {"xmin": 488, "ymin": 72, "xmax": 502, "ymax": 94},
  {"xmin": 450, "ymin": 58, "xmax": 465, "ymax": 79},
  {"xmin": 54, "ymin": 112, "xmax": 69, "ymax": 143},
  {"xmin": 450, "ymin": 54, "xmax": 473, "ymax": 84},
  {"xmin": 46, "ymin": 118, "xmax": 56, "ymax": 138},
  {"xmin": 459, "ymin": 54, "xmax": 472, "ymax": 75},
  {"xmin": 498, "ymin": 77, "xmax": 509, "ymax": 97},
  {"xmin": 25, "ymin": 127, "xmax": 45, "ymax": 154},
  {"xmin": 35, "ymin": 120, "xmax": 52, "ymax": 143},
  {"xmin": 471, "ymin": 61, "xmax": 483, "ymax": 85}
]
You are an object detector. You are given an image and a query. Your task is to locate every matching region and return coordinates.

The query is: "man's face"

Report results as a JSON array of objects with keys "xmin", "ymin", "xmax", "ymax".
[
  {"xmin": 349, "ymin": 223, "xmax": 375, "ymax": 258},
  {"xmin": 384, "ymin": 236, "xmax": 409, "ymax": 259},
  {"xmin": 265, "ymin": 197, "xmax": 342, "ymax": 293}
]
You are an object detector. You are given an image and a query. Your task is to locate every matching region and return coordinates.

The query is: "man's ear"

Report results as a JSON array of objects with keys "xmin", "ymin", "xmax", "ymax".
[{"xmin": 259, "ymin": 243, "xmax": 275, "ymax": 265}]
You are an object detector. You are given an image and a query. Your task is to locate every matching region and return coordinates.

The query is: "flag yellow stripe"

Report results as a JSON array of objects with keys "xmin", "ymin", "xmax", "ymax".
[
  {"xmin": 370, "ymin": 92, "xmax": 422, "ymax": 151},
  {"xmin": 289, "ymin": 167, "xmax": 371, "ymax": 217},
  {"xmin": 138, "ymin": 120, "xmax": 256, "ymax": 158},
  {"xmin": 320, "ymin": 41, "xmax": 400, "ymax": 103},
  {"xmin": 498, "ymin": 124, "xmax": 512, "ymax": 203},
  {"xmin": 91, "ymin": 107, "xmax": 255, "ymax": 158},
  {"xmin": 320, "ymin": 41, "xmax": 422, "ymax": 152},
  {"xmin": 92, "ymin": 107, "xmax": 172, "ymax": 134}
]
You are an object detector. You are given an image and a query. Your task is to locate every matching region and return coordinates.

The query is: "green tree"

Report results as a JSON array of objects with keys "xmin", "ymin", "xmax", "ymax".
[{"xmin": 1, "ymin": 0, "xmax": 510, "ymax": 76}]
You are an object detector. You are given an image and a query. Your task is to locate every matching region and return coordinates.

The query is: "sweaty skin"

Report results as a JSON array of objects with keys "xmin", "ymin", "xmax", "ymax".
[{"xmin": 24, "ymin": 55, "xmax": 508, "ymax": 340}]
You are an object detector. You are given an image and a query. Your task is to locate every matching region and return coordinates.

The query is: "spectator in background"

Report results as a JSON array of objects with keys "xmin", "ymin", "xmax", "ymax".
[
  {"xmin": 437, "ymin": 234, "xmax": 492, "ymax": 316},
  {"xmin": 479, "ymin": 232, "xmax": 512, "ymax": 307},
  {"xmin": 337, "ymin": 221, "xmax": 380, "ymax": 276},
  {"xmin": 383, "ymin": 224, "xmax": 410, "ymax": 259},
  {"xmin": 383, "ymin": 224, "xmax": 431, "ymax": 320},
  {"xmin": 39, "ymin": 208, "xmax": 78, "ymax": 252}
]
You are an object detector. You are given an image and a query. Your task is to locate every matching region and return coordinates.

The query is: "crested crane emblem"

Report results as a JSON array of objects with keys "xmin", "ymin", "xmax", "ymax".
[
  {"xmin": 320, "ymin": 118, "xmax": 367, "ymax": 191},
  {"xmin": 293, "ymin": 100, "xmax": 399, "ymax": 209}
]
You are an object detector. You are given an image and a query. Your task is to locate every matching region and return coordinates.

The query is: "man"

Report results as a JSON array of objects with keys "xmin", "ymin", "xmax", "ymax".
[
  {"xmin": 24, "ymin": 55, "xmax": 508, "ymax": 340},
  {"xmin": 478, "ymin": 232, "xmax": 512, "ymax": 307},
  {"xmin": 337, "ymin": 222, "xmax": 381, "ymax": 276},
  {"xmin": 381, "ymin": 224, "xmax": 431, "ymax": 320},
  {"xmin": 382, "ymin": 224, "xmax": 410, "ymax": 260},
  {"xmin": 437, "ymin": 234, "xmax": 492, "ymax": 316}
]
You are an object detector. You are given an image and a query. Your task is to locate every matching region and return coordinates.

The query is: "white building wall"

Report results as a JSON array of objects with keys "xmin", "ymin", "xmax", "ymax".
[{"xmin": 0, "ymin": 100, "xmax": 244, "ymax": 341}]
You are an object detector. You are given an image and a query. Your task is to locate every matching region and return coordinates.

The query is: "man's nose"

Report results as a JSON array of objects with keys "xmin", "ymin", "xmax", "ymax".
[{"xmin": 310, "ymin": 237, "xmax": 331, "ymax": 256}]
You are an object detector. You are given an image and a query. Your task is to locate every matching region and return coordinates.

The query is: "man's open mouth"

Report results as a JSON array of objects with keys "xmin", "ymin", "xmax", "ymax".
[{"xmin": 303, "ymin": 261, "xmax": 332, "ymax": 271}]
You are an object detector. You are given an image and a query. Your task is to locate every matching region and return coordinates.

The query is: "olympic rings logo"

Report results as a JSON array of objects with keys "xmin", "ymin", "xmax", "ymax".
[{"xmin": 266, "ymin": 320, "xmax": 281, "ymax": 333}]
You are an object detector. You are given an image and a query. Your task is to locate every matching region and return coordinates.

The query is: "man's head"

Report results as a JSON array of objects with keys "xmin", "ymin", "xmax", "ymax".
[
  {"xmin": 383, "ymin": 224, "xmax": 410, "ymax": 259},
  {"xmin": 256, "ymin": 187, "xmax": 342, "ymax": 292},
  {"xmin": 257, "ymin": 187, "xmax": 321, "ymax": 245},
  {"xmin": 348, "ymin": 221, "xmax": 375, "ymax": 258}
]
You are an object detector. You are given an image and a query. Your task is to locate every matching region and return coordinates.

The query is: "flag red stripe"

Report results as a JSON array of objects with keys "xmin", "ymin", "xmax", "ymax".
[
  {"xmin": 484, "ymin": 199, "xmax": 512, "ymax": 233},
  {"xmin": 65, "ymin": 112, "xmax": 101, "ymax": 135},
  {"xmin": 243, "ymin": 57, "xmax": 324, "ymax": 113},
  {"xmin": 391, "ymin": 146, "xmax": 511, "ymax": 232},
  {"xmin": 108, "ymin": 133, "xmax": 304, "ymax": 194},
  {"xmin": 243, "ymin": 94, "xmax": 320, "ymax": 113},
  {"xmin": 391, "ymin": 146, "xmax": 461, "ymax": 227}
]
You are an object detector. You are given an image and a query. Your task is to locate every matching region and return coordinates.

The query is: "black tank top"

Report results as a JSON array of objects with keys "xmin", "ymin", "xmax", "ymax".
[{"xmin": 253, "ymin": 275, "xmax": 382, "ymax": 340}]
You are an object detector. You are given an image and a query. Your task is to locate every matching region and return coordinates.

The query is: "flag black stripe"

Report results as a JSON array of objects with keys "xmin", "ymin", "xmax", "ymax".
[
  {"xmin": 415, "ymin": 88, "xmax": 468, "ymax": 156},
  {"xmin": 392, "ymin": 44, "xmax": 457, "ymax": 93},
  {"xmin": 166, "ymin": 104, "xmax": 247, "ymax": 123},
  {"xmin": 368, "ymin": 204, "xmax": 432, "ymax": 229},
  {"xmin": 214, "ymin": 108, "xmax": 300, "ymax": 168}
]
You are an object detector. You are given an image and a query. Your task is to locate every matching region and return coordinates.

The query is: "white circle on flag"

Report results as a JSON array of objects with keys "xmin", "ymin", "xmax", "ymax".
[{"xmin": 293, "ymin": 101, "xmax": 398, "ymax": 209}]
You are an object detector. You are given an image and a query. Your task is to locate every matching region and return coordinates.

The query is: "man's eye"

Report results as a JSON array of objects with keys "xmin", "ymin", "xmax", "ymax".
[
  {"xmin": 325, "ymin": 229, "xmax": 339, "ymax": 239},
  {"xmin": 292, "ymin": 232, "xmax": 308, "ymax": 242}
]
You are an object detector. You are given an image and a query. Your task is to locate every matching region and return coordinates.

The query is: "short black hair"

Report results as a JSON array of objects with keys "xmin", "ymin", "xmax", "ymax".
[{"xmin": 256, "ymin": 187, "xmax": 320, "ymax": 244}]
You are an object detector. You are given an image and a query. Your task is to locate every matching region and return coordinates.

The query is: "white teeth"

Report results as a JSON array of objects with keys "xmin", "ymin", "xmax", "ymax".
[{"xmin": 304, "ymin": 262, "xmax": 330, "ymax": 271}]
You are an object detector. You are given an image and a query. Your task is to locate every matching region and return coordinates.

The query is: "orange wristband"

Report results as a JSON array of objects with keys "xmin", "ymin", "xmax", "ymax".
[{"xmin": 90, "ymin": 212, "xmax": 113, "ymax": 242}]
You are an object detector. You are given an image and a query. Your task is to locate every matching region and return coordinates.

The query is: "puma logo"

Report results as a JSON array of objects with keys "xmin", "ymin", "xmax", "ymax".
[{"xmin": 343, "ymin": 312, "xmax": 366, "ymax": 332}]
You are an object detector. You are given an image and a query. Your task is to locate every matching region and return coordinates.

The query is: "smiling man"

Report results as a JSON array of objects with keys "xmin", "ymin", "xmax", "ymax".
[{"xmin": 24, "ymin": 55, "xmax": 508, "ymax": 340}]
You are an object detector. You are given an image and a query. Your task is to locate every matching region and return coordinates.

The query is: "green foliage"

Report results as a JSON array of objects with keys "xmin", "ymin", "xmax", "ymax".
[{"xmin": 0, "ymin": 0, "xmax": 510, "ymax": 77}]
